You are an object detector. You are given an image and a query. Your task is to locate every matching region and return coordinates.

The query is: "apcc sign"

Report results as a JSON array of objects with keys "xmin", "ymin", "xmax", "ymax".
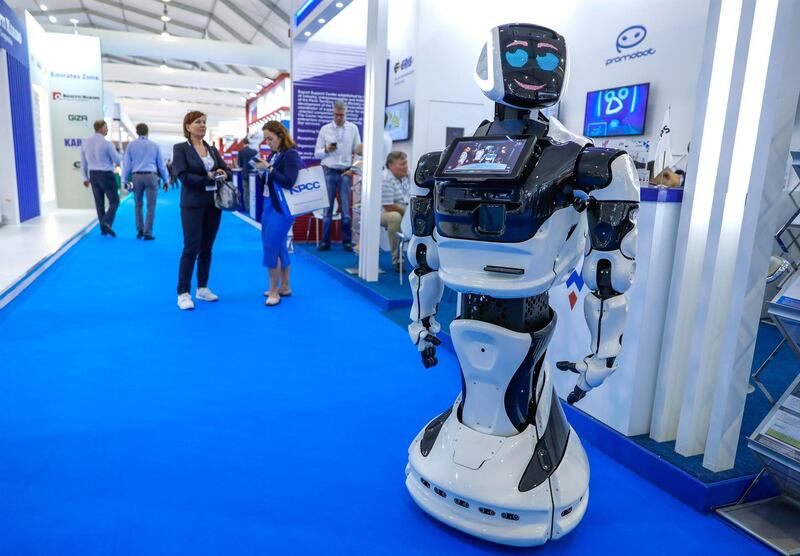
[{"xmin": 288, "ymin": 179, "xmax": 321, "ymax": 195}]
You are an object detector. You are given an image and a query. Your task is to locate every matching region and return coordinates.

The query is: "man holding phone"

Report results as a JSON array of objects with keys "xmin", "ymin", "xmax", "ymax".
[{"xmin": 313, "ymin": 99, "xmax": 362, "ymax": 251}]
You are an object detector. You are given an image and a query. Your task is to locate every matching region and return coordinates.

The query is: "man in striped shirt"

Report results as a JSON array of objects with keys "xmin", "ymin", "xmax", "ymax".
[{"xmin": 380, "ymin": 151, "xmax": 411, "ymax": 271}]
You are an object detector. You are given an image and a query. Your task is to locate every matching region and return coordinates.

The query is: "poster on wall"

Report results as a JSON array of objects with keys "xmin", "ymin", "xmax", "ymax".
[
  {"xmin": 47, "ymin": 34, "xmax": 104, "ymax": 210},
  {"xmin": 293, "ymin": 67, "xmax": 365, "ymax": 165}
]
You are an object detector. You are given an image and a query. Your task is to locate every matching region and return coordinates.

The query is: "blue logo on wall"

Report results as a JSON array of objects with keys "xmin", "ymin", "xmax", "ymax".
[
  {"xmin": 607, "ymin": 24, "xmax": 655, "ymax": 66},
  {"xmin": 290, "ymin": 181, "xmax": 321, "ymax": 195},
  {"xmin": 64, "ymin": 138, "xmax": 83, "ymax": 147},
  {"xmin": 616, "ymin": 25, "xmax": 647, "ymax": 53}
]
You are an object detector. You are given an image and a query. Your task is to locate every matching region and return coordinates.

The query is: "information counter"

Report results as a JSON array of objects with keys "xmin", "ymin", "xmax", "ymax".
[{"xmin": 549, "ymin": 187, "xmax": 683, "ymax": 436}]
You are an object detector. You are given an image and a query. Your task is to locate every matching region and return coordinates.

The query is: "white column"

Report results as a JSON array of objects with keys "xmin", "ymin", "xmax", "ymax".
[
  {"xmin": 651, "ymin": 0, "xmax": 800, "ymax": 471},
  {"xmin": 650, "ymin": 0, "xmax": 738, "ymax": 443},
  {"xmin": 358, "ymin": 0, "xmax": 388, "ymax": 282},
  {"xmin": 702, "ymin": 0, "xmax": 800, "ymax": 471},
  {"xmin": 0, "ymin": 50, "xmax": 21, "ymax": 225}
]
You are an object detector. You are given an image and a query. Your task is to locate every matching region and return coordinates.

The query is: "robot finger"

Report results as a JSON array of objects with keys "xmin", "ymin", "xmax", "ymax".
[
  {"xmin": 556, "ymin": 361, "xmax": 579, "ymax": 373},
  {"xmin": 424, "ymin": 334, "xmax": 442, "ymax": 347},
  {"xmin": 567, "ymin": 385, "xmax": 588, "ymax": 405}
]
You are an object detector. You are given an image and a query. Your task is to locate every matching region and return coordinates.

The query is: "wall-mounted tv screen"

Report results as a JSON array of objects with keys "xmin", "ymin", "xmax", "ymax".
[
  {"xmin": 583, "ymin": 83, "xmax": 649, "ymax": 138},
  {"xmin": 385, "ymin": 100, "xmax": 411, "ymax": 142}
]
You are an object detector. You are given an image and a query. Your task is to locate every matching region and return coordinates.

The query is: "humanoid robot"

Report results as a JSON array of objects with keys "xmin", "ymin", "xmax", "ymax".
[{"xmin": 404, "ymin": 23, "xmax": 639, "ymax": 546}]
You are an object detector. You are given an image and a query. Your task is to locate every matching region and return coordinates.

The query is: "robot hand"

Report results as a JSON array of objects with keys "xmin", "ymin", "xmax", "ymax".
[
  {"xmin": 556, "ymin": 354, "xmax": 617, "ymax": 405},
  {"xmin": 409, "ymin": 316, "xmax": 442, "ymax": 368}
]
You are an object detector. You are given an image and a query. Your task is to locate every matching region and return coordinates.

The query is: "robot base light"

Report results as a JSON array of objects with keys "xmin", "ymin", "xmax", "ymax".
[{"xmin": 405, "ymin": 405, "xmax": 589, "ymax": 547}]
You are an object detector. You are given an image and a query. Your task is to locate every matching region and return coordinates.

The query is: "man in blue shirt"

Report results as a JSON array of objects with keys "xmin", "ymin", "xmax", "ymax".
[
  {"xmin": 237, "ymin": 138, "xmax": 258, "ymax": 212},
  {"xmin": 81, "ymin": 119, "xmax": 122, "ymax": 236},
  {"xmin": 124, "ymin": 123, "xmax": 169, "ymax": 240}
]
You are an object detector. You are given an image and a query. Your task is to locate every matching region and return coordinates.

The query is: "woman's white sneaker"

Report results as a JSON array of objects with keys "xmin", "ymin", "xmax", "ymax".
[
  {"xmin": 196, "ymin": 287, "xmax": 219, "ymax": 301},
  {"xmin": 177, "ymin": 293, "xmax": 195, "ymax": 310}
]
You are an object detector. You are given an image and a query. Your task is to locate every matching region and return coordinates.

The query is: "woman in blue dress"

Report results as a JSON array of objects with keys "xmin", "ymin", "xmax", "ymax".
[{"xmin": 254, "ymin": 121, "xmax": 301, "ymax": 307}]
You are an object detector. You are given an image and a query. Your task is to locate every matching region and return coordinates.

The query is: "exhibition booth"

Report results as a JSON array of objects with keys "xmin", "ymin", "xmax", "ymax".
[{"xmin": 289, "ymin": 0, "xmax": 800, "ymax": 532}]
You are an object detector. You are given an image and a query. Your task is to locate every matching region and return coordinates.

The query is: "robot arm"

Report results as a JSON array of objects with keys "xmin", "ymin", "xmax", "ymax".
[
  {"xmin": 559, "ymin": 148, "xmax": 639, "ymax": 404},
  {"xmin": 408, "ymin": 152, "xmax": 445, "ymax": 368}
]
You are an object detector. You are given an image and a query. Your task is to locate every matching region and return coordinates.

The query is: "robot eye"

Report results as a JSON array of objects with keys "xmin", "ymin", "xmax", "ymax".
[
  {"xmin": 535, "ymin": 52, "xmax": 560, "ymax": 71},
  {"xmin": 504, "ymin": 48, "xmax": 529, "ymax": 68}
]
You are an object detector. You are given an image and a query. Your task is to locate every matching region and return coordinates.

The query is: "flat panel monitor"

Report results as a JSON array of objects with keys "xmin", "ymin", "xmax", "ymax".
[
  {"xmin": 385, "ymin": 100, "xmax": 411, "ymax": 142},
  {"xmin": 583, "ymin": 83, "xmax": 649, "ymax": 138},
  {"xmin": 436, "ymin": 135, "xmax": 535, "ymax": 181}
]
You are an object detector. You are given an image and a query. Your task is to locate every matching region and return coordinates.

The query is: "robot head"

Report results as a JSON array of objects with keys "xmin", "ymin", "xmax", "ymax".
[{"xmin": 474, "ymin": 23, "xmax": 567, "ymax": 109}]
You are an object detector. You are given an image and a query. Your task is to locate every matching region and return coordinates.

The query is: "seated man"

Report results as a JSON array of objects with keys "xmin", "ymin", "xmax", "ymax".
[{"xmin": 380, "ymin": 151, "xmax": 411, "ymax": 271}]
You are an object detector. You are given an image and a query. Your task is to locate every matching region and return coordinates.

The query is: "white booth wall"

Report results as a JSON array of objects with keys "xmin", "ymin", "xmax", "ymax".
[{"xmin": 385, "ymin": 0, "xmax": 708, "ymax": 169}]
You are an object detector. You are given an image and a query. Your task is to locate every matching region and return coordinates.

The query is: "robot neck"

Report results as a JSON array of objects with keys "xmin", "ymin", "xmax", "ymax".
[
  {"xmin": 489, "ymin": 103, "xmax": 546, "ymax": 136},
  {"xmin": 494, "ymin": 103, "xmax": 531, "ymax": 123}
]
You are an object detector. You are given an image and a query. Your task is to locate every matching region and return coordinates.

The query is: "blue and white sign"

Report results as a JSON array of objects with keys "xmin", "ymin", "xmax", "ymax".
[{"xmin": 0, "ymin": 0, "xmax": 27, "ymax": 63}]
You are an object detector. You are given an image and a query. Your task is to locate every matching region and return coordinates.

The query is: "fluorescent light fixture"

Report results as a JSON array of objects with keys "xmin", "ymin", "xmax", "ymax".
[
  {"xmin": 303, "ymin": 31, "xmax": 311, "ymax": 37},
  {"xmin": 294, "ymin": 0, "xmax": 322, "ymax": 26},
  {"xmin": 69, "ymin": 18, "xmax": 79, "ymax": 24},
  {"xmin": 161, "ymin": 15, "xmax": 171, "ymax": 22},
  {"xmin": 48, "ymin": 15, "xmax": 56, "ymax": 23},
  {"xmin": 40, "ymin": 4, "xmax": 48, "ymax": 11},
  {"xmin": 336, "ymin": 2, "xmax": 344, "ymax": 8},
  {"xmin": 318, "ymin": 18, "xmax": 326, "ymax": 23}
]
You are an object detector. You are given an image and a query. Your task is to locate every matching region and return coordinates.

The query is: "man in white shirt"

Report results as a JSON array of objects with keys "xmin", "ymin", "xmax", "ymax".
[
  {"xmin": 314, "ymin": 100, "xmax": 362, "ymax": 251},
  {"xmin": 81, "ymin": 119, "xmax": 122, "ymax": 236},
  {"xmin": 380, "ymin": 151, "xmax": 411, "ymax": 270}
]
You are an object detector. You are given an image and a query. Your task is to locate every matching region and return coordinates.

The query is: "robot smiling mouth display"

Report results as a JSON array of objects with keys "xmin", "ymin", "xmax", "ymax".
[{"xmin": 403, "ymin": 23, "xmax": 639, "ymax": 547}]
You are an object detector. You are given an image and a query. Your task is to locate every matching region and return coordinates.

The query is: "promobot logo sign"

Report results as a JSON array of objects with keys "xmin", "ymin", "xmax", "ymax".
[
  {"xmin": 289, "ymin": 181, "xmax": 321, "ymax": 195},
  {"xmin": 606, "ymin": 25, "xmax": 655, "ymax": 66},
  {"xmin": 52, "ymin": 91, "xmax": 62, "ymax": 100}
]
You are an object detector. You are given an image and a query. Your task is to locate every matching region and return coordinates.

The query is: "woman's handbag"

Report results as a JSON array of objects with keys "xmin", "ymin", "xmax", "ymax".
[{"xmin": 214, "ymin": 179, "xmax": 242, "ymax": 211}]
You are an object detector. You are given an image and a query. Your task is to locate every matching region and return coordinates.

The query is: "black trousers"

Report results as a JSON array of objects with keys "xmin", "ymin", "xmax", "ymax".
[
  {"xmin": 89, "ymin": 170, "xmax": 120, "ymax": 228},
  {"xmin": 178, "ymin": 204, "xmax": 222, "ymax": 294}
]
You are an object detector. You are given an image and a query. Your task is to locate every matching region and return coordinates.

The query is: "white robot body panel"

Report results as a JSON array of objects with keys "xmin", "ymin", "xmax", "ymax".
[
  {"xmin": 582, "ymin": 247, "xmax": 636, "ymax": 293},
  {"xmin": 584, "ymin": 292, "xmax": 628, "ymax": 360},
  {"xmin": 405, "ymin": 403, "xmax": 589, "ymax": 547},
  {"xmin": 589, "ymin": 154, "xmax": 639, "ymax": 202},
  {"xmin": 450, "ymin": 319, "xmax": 533, "ymax": 436},
  {"xmin": 407, "ymin": 235, "xmax": 440, "ymax": 270},
  {"xmin": 435, "ymin": 206, "xmax": 582, "ymax": 298}
]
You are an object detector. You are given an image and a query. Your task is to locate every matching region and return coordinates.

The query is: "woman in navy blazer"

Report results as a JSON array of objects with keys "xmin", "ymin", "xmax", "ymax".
[
  {"xmin": 172, "ymin": 111, "xmax": 232, "ymax": 310},
  {"xmin": 254, "ymin": 121, "xmax": 301, "ymax": 307}
]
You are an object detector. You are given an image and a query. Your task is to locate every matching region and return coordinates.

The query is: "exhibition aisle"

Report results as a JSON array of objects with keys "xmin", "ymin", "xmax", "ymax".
[{"xmin": 0, "ymin": 193, "xmax": 770, "ymax": 555}]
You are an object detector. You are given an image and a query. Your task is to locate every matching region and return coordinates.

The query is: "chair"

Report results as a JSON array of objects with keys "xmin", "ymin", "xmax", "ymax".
[
  {"xmin": 306, "ymin": 198, "xmax": 340, "ymax": 246},
  {"xmin": 397, "ymin": 231, "xmax": 410, "ymax": 284}
]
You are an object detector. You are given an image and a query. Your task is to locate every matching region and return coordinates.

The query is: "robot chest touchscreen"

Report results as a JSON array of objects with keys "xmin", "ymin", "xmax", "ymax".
[{"xmin": 435, "ymin": 140, "xmax": 580, "ymax": 243}]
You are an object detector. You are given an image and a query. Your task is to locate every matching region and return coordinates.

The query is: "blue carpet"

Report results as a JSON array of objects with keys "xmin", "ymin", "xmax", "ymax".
[{"xmin": 0, "ymin": 192, "xmax": 770, "ymax": 555}]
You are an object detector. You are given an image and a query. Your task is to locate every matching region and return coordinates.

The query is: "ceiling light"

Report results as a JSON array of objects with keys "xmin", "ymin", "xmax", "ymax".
[
  {"xmin": 160, "ymin": 98, "xmax": 167, "ymax": 103},
  {"xmin": 161, "ymin": 31, "xmax": 170, "ymax": 37},
  {"xmin": 303, "ymin": 31, "xmax": 311, "ymax": 37},
  {"xmin": 48, "ymin": 15, "xmax": 56, "ymax": 23},
  {"xmin": 69, "ymin": 18, "xmax": 79, "ymax": 24},
  {"xmin": 318, "ymin": 18, "xmax": 326, "ymax": 23},
  {"xmin": 40, "ymin": 5, "xmax": 48, "ymax": 11},
  {"xmin": 161, "ymin": 15, "xmax": 171, "ymax": 22},
  {"xmin": 161, "ymin": 85, "xmax": 170, "ymax": 90},
  {"xmin": 160, "ymin": 61, "xmax": 168, "ymax": 70},
  {"xmin": 336, "ymin": 2, "xmax": 344, "ymax": 8}
]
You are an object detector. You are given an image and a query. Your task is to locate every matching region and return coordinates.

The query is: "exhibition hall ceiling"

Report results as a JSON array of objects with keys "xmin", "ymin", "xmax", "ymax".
[{"xmin": 9, "ymin": 0, "xmax": 293, "ymax": 131}]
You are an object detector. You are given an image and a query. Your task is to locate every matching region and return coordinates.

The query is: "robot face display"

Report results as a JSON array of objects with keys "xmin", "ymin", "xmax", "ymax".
[{"xmin": 475, "ymin": 24, "xmax": 567, "ymax": 109}]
